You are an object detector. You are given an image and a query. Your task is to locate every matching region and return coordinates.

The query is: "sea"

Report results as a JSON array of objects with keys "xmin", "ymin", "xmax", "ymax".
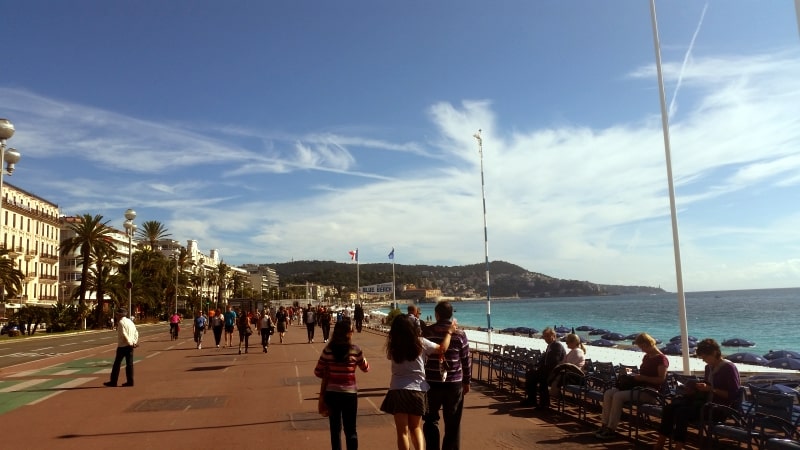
[{"xmin": 386, "ymin": 287, "xmax": 800, "ymax": 355}]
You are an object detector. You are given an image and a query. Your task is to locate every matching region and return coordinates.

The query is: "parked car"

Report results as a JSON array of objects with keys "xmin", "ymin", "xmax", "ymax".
[{"xmin": 1, "ymin": 323, "xmax": 23, "ymax": 337}]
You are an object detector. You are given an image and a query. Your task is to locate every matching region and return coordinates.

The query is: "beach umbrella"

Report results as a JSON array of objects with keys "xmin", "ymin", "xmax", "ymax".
[
  {"xmin": 576, "ymin": 325, "xmax": 595, "ymax": 331},
  {"xmin": 661, "ymin": 342, "xmax": 695, "ymax": 356},
  {"xmin": 624, "ymin": 333, "xmax": 642, "ymax": 340},
  {"xmin": 589, "ymin": 339, "xmax": 616, "ymax": 347},
  {"xmin": 728, "ymin": 352, "xmax": 768, "ymax": 366},
  {"xmin": 589, "ymin": 328, "xmax": 610, "ymax": 336},
  {"xmin": 763, "ymin": 350, "xmax": 800, "ymax": 360},
  {"xmin": 766, "ymin": 357, "xmax": 800, "ymax": 371},
  {"xmin": 722, "ymin": 338, "xmax": 756, "ymax": 347},
  {"xmin": 670, "ymin": 335, "xmax": 698, "ymax": 343},
  {"xmin": 500, "ymin": 328, "xmax": 516, "ymax": 334},
  {"xmin": 601, "ymin": 332, "xmax": 627, "ymax": 341},
  {"xmin": 554, "ymin": 325, "xmax": 571, "ymax": 334}
]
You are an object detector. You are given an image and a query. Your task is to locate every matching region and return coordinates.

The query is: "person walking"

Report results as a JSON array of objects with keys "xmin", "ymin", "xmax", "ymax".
[
  {"xmin": 223, "ymin": 305, "xmax": 237, "ymax": 348},
  {"xmin": 353, "ymin": 304, "xmax": 364, "ymax": 333},
  {"xmin": 276, "ymin": 305, "xmax": 289, "ymax": 343},
  {"xmin": 422, "ymin": 301, "xmax": 471, "ymax": 450},
  {"xmin": 319, "ymin": 306, "xmax": 332, "ymax": 343},
  {"xmin": 258, "ymin": 310, "xmax": 274, "ymax": 353},
  {"xmin": 103, "ymin": 307, "xmax": 138, "ymax": 387},
  {"xmin": 305, "ymin": 304, "xmax": 317, "ymax": 343},
  {"xmin": 381, "ymin": 314, "xmax": 457, "ymax": 450},
  {"xmin": 210, "ymin": 308, "xmax": 224, "ymax": 348},
  {"xmin": 193, "ymin": 310, "xmax": 207, "ymax": 350},
  {"xmin": 314, "ymin": 320, "xmax": 370, "ymax": 450},
  {"xmin": 237, "ymin": 310, "xmax": 252, "ymax": 354}
]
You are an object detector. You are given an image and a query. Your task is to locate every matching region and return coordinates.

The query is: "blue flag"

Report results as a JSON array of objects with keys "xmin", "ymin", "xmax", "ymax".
[{"xmin": 388, "ymin": 248, "xmax": 394, "ymax": 260}]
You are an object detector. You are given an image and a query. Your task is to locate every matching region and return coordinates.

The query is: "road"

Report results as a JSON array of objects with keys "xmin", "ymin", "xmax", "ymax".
[{"xmin": 0, "ymin": 323, "xmax": 168, "ymax": 369}]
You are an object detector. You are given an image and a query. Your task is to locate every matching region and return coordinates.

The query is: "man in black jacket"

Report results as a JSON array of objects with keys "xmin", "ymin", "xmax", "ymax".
[{"xmin": 520, "ymin": 327, "xmax": 565, "ymax": 409}]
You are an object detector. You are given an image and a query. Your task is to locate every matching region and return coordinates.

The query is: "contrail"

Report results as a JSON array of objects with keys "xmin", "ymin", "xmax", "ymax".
[{"xmin": 668, "ymin": 1, "xmax": 709, "ymax": 118}]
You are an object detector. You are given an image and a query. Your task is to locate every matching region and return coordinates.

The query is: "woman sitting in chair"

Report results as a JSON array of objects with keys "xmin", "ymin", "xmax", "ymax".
[
  {"xmin": 596, "ymin": 332, "xmax": 669, "ymax": 440},
  {"xmin": 653, "ymin": 338, "xmax": 740, "ymax": 450}
]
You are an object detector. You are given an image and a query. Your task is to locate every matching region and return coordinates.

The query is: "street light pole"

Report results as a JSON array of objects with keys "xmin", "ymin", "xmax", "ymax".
[
  {"xmin": 0, "ymin": 119, "xmax": 22, "ymax": 248},
  {"xmin": 174, "ymin": 252, "xmax": 179, "ymax": 314},
  {"xmin": 123, "ymin": 209, "xmax": 137, "ymax": 319}
]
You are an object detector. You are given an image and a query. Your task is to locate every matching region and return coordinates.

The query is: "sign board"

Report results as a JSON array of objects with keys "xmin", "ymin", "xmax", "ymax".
[{"xmin": 359, "ymin": 282, "xmax": 394, "ymax": 295}]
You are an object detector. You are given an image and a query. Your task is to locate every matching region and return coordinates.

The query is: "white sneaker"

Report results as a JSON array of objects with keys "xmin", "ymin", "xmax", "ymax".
[{"xmin": 198, "ymin": 344, "xmax": 202, "ymax": 349}]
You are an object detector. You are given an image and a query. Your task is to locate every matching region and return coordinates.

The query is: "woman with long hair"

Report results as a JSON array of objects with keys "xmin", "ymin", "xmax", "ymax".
[
  {"xmin": 314, "ymin": 320, "xmax": 370, "ymax": 450},
  {"xmin": 237, "ymin": 310, "xmax": 252, "ymax": 354},
  {"xmin": 381, "ymin": 314, "xmax": 456, "ymax": 450}
]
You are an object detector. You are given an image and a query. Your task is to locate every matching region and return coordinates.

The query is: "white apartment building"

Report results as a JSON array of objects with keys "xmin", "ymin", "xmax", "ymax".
[{"xmin": 1, "ymin": 182, "xmax": 61, "ymax": 312}]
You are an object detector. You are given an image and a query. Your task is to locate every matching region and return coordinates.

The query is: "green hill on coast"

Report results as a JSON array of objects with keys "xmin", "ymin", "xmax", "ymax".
[{"xmin": 272, "ymin": 260, "xmax": 666, "ymax": 298}]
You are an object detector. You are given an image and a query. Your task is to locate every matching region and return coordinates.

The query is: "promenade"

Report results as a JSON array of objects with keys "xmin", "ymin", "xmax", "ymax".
[{"xmin": 1, "ymin": 322, "xmax": 642, "ymax": 449}]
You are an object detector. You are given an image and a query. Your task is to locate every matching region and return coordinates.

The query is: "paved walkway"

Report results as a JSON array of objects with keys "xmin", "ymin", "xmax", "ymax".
[{"xmin": 0, "ymin": 323, "xmax": 654, "ymax": 449}]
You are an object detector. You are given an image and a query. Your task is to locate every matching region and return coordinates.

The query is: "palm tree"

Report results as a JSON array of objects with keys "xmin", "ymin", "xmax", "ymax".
[
  {"xmin": 136, "ymin": 220, "xmax": 171, "ymax": 250},
  {"xmin": 215, "ymin": 262, "xmax": 229, "ymax": 307},
  {"xmin": 60, "ymin": 214, "xmax": 115, "ymax": 313},
  {"xmin": 88, "ymin": 243, "xmax": 117, "ymax": 327},
  {"xmin": 0, "ymin": 248, "xmax": 24, "ymax": 300}
]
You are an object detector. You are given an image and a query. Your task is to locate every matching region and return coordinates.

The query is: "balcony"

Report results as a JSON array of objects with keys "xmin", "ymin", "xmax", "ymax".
[
  {"xmin": 39, "ymin": 252, "xmax": 60, "ymax": 263},
  {"xmin": 24, "ymin": 271, "xmax": 38, "ymax": 282},
  {"xmin": 40, "ymin": 274, "xmax": 58, "ymax": 284},
  {"xmin": 25, "ymin": 249, "xmax": 38, "ymax": 261},
  {"xmin": 7, "ymin": 246, "xmax": 24, "ymax": 257}
]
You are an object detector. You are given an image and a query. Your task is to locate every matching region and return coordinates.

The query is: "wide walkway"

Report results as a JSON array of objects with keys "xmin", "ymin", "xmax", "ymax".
[{"xmin": 0, "ymin": 322, "xmax": 645, "ymax": 449}]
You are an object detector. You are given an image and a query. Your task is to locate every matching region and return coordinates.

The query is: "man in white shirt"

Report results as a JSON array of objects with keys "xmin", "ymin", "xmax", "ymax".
[{"xmin": 103, "ymin": 307, "xmax": 138, "ymax": 387}]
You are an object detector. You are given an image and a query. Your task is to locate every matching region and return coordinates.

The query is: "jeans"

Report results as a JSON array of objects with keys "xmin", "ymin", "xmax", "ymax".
[
  {"xmin": 306, "ymin": 322, "xmax": 316, "ymax": 341},
  {"xmin": 109, "ymin": 345, "xmax": 134, "ymax": 385},
  {"xmin": 322, "ymin": 322, "xmax": 331, "ymax": 341},
  {"xmin": 325, "ymin": 391, "xmax": 359, "ymax": 450},
  {"xmin": 659, "ymin": 400, "xmax": 701, "ymax": 443},
  {"xmin": 423, "ymin": 382, "xmax": 464, "ymax": 450},
  {"xmin": 260, "ymin": 328, "xmax": 270, "ymax": 348},
  {"xmin": 213, "ymin": 326, "xmax": 223, "ymax": 346}
]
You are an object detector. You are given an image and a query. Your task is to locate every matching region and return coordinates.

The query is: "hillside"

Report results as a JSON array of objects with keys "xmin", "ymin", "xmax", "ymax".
[{"xmin": 271, "ymin": 260, "xmax": 666, "ymax": 298}]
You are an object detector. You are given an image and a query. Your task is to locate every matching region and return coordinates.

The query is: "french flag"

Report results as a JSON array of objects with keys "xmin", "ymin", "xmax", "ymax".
[{"xmin": 349, "ymin": 249, "xmax": 358, "ymax": 262}]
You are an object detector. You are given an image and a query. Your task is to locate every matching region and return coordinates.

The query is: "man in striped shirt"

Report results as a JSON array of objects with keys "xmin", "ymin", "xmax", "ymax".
[{"xmin": 422, "ymin": 301, "xmax": 471, "ymax": 450}]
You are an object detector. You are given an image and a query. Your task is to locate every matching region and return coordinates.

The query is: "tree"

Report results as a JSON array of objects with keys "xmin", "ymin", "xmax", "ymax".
[
  {"xmin": 0, "ymin": 248, "xmax": 24, "ymax": 299},
  {"xmin": 136, "ymin": 220, "xmax": 171, "ymax": 250},
  {"xmin": 88, "ymin": 243, "xmax": 117, "ymax": 327},
  {"xmin": 215, "ymin": 262, "xmax": 230, "ymax": 307},
  {"xmin": 60, "ymin": 214, "xmax": 115, "ymax": 316}
]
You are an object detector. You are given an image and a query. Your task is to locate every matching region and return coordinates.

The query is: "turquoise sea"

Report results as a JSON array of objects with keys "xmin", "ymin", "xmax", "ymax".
[{"xmin": 389, "ymin": 288, "xmax": 800, "ymax": 354}]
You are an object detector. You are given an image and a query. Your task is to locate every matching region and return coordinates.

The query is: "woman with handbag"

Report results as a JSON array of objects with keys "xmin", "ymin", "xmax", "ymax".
[
  {"xmin": 596, "ymin": 332, "xmax": 669, "ymax": 440},
  {"xmin": 237, "ymin": 310, "xmax": 252, "ymax": 354},
  {"xmin": 314, "ymin": 320, "xmax": 370, "ymax": 450},
  {"xmin": 653, "ymin": 339, "xmax": 740, "ymax": 450}
]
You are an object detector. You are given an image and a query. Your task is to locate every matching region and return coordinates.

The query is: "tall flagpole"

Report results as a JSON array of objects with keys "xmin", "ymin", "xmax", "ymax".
[
  {"xmin": 356, "ymin": 248, "xmax": 360, "ymax": 306},
  {"xmin": 474, "ymin": 130, "xmax": 492, "ymax": 345},
  {"xmin": 795, "ymin": 0, "xmax": 800, "ymax": 38},
  {"xmin": 389, "ymin": 248, "xmax": 396, "ymax": 305},
  {"xmin": 650, "ymin": 0, "xmax": 691, "ymax": 374}
]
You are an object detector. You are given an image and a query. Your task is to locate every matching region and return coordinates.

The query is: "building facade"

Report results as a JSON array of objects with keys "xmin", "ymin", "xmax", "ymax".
[{"xmin": 1, "ymin": 182, "xmax": 61, "ymax": 312}]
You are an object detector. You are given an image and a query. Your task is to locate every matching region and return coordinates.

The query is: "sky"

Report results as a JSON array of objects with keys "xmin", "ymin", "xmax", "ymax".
[{"xmin": 2, "ymin": 1, "xmax": 799, "ymax": 293}]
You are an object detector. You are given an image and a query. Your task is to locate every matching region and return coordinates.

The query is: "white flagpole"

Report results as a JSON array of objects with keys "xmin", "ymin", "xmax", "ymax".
[
  {"xmin": 391, "ymin": 249, "xmax": 396, "ymax": 305},
  {"xmin": 795, "ymin": 0, "xmax": 800, "ymax": 38},
  {"xmin": 474, "ymin": 130, "xmax": 492, "ymax": 346},
  {"xmin": 650, "ymin": 0, "xmax": 691, "ymax": 374},
  {"xmin": 356, "ymin": 248, "xmax": 360, "ymax": 306}
]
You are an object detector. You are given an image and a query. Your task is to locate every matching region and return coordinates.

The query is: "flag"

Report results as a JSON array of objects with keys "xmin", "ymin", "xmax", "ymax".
[
  {"xmin": 388, "ymin": 248, "xmax": 394, "ymax": 260},
  {"xmin": 349, "ymin": 249, "xmax": 358, "ymax": 261}
]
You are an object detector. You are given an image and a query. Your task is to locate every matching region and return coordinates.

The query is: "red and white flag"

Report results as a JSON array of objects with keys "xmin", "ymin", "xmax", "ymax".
[{"xmin": 348, "ymin": 249, "xmax": 358, "ymax": 262}]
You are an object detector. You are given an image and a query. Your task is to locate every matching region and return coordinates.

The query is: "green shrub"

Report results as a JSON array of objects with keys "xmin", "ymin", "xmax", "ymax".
[{"xmin": 385, "ymin": 308, "xmax": 403, "ymax": 326}]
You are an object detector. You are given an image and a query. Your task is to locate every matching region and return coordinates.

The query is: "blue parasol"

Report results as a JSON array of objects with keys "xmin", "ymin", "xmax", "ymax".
[
  {"xmin": 589, "ymin": 328, "xmax": 610, "ymax": 336},
  {"xmin": 763, "ymin": 350, "xmax": 800, "ymax": 360},
  {"xmin": 576, "ymin": 325, "xmax": 595, "ymax": 331},
  {"xmin": 601, "ymin": 332, "xmax": 627, "ymax": 341},
  {"xmin": 728, "ymin": 352, "xmax": 768, "ymax": 366},
  {"xmin": 766, "ymin": 357, "xmax": 800, "ymax": 371},
  {"xmin": 670, "ymin": 335, "xmax": 698, "ymax": 343},
  {"xmin": 722, "ymin": 338, "xmax": 756, "ymax": 347},
  {"xmin": 589, "ymin": 339, "xmax": 617, "ymax": 347}
]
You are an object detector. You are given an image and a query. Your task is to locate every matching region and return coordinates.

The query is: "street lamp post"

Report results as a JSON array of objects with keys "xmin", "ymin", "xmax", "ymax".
[
  {"xmin": 123, "ymin": 209, "xmax": 137, "ymax": 319},
  {"xmin": 0, "ymin": 119, "xmax": 22, "ymax": 247},
  {"xmin": 173, "ymin": 251, "xmax": 179, "ymax": 314}
]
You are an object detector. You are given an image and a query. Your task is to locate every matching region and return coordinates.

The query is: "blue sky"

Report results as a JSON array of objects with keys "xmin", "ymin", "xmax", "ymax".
[{"xmin": 2, "ymin": 1, "xmax": 799, "ymax": 292}]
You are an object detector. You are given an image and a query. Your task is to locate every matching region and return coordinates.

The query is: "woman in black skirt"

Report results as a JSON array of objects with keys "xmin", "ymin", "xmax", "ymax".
[{"xmin": 380, "ymin": 315, "xmax": 457, "ymax": 450}]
